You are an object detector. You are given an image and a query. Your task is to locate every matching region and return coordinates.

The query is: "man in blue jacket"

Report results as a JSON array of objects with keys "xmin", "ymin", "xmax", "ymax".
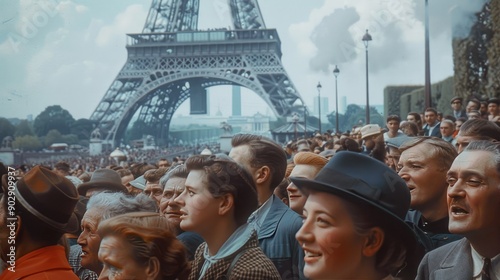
[{"xmin": 230, "ymin": 134, "xmax": 304, "ymax": 279}]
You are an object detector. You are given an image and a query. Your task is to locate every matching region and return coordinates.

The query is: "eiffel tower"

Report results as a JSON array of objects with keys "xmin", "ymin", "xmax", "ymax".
[{"xmin": 90, "ymin": 0, "xmax": 305, "ymax": 147}]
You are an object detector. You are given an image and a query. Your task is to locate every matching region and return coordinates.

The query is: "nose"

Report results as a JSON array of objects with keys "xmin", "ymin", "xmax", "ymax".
[
  {"xmin": 447, "ymin": 179, "xmax": 465, "ymax": 199},
  {"xmin": 77, "ymin": 232, "xmax": 86, "ymax": 246},
  {"xmin": 173, "ymin": 189, "xmax": 186, "ymax": 206},
  {"xmin": 398, "ymin": 168, "xmax": 410, "ymax": 181},
  {"xmin": 286, "ymin": 182, "xmax": 298, "ymax": 193},
  {"xmin": 296, "ymin": 218, "xmax": 313, "ymax": 245}
]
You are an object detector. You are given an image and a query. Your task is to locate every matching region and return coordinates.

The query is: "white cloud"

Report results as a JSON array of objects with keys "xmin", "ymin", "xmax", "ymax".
[{"xmin": 95, "ymin": 4, "xmax": 147, "ymax": 47}]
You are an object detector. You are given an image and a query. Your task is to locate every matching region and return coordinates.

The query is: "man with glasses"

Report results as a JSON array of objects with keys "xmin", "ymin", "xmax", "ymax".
[{"xmin": 450, "ymin": 96, "xmax": 467, "ymax": 120}]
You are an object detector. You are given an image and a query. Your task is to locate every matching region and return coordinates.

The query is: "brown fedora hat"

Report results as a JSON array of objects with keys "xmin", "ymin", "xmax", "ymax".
[
  {"xmin": 7, "ymin": 166, "xmax": 79, "ymax": 233},
  {"xmin": 77, "ymin": 168, "xmax": 126, "ymax": 196}
]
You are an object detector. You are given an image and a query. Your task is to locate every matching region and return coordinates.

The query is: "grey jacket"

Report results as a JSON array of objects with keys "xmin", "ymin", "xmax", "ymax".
[{"xmin": 416, "ymin": 238, "xmax": 471, "ymax": 280}]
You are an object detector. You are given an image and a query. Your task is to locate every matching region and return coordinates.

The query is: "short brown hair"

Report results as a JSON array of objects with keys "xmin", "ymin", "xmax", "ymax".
[
  {"xmin": 144, "ymin": 168, "xmax": 169, "ymax": 184},
  {"xmin": 185, "ymin": 154, "xmax": 258, "ymax": 226},
  {"xmin": 399, "ymin": 137, "xmax": 457, "ymax": 170},
  {"xmin": 231, "ymin": 134, "xmax": 287, "ymax": 190}
]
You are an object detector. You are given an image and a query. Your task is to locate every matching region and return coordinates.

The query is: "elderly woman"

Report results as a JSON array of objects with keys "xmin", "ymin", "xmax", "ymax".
[
  {"xmin": 75, "ymin": 192, "xmax": 158, "ymax": 276},
  {"xmin": 291, "ymin": 151, "xmax": 415, "ymax": 279},
  {"xmin": 286, "ymin": 152, "xmax": 328, "ymax": 214},
  {"xmin": 97, "ymin": 212, "xmax": 189, "ymax": 280},
  {"xmin": 172, "ymin": 154, "xmax": 280, "ymax": 279}
]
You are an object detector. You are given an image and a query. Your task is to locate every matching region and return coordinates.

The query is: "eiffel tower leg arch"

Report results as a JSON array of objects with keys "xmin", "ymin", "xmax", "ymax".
[{"xmin": 91, "ymin": 29, "xmax": 307, "ymax": 148}]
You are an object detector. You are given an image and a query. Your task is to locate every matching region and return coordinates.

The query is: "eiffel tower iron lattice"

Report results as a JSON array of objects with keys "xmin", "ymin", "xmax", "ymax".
[{"xmin": 89, "ymin": 0, "xmax": 305, "ymax": 147}]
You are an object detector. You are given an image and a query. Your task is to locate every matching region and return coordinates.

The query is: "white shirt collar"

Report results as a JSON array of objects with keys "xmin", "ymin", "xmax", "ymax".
[{"xmin": 470, "ymin": 244, "xmax": 500, "ymax": 279}]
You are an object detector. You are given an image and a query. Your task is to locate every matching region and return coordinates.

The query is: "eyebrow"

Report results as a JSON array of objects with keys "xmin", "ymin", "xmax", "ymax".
[{"xmin": 447, "ymin": 170, "xmax": 483, "ymax": 178}]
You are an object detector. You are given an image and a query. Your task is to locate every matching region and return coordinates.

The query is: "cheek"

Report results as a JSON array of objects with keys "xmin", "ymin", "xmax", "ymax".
[{"xmin": 187, "ymin": 195, "xmax": 213, "ymax": 213}]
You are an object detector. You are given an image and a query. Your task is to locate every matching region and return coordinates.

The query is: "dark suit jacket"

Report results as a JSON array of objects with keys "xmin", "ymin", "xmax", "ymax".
[
  {"xmin": 416, "ymin": 238, "xmax": 471, "ymax": 280},
  {"xmin": 423, "ymin": 122, "xmax": 442, "ymax": 138}
]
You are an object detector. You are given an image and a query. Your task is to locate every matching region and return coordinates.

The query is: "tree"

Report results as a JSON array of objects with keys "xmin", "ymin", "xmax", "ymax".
[
  {"xmin": 12, "ymin": 135, "xmax": 42, "ymax": 151},
  {"xmin": 0, "ymin": 118, "xmax": 15, "ymax": 142},
  {"xmin": 14, "ymin": 120, "xmax": 35, "ymax": 137},
  {"xmin": 71, "ymin": 118, "xmax": 96, "ymax": 140},
  {"xmin": 327, "ymin": 104, "xmax": 384, "ymax": 133},
  {"xmin": 125, "ymin": 119, "xmax": 156, "ymax": 142},
  {"xmin": 44, "ymin": 129, "xmax": 63, "ymax": 147},
  {"xmin": 33, "ymin": 105, "xmax": 75, "ymax": 137}
]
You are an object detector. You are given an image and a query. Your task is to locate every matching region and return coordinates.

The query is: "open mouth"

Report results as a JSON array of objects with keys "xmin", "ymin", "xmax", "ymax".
[{"xmin": 450, "ymin": 205, "xmax": 469, "ymax": 215}]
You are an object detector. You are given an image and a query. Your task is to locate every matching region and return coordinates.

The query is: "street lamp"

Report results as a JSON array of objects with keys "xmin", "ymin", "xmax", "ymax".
[
  {"xmin": 292, "ymin": 113, "xmax": 299, "ymax": 140},
  {"xmin": 424, "ymin": 0, "xmax": 432, "ymax": 108},
  {"xmin": 317, "ymin": 82, "xmax": 322, "ymax": 133},
  {"xmin": 333, "ymin": 65, "xmax": 340, "ymax": 134},
  {"xmin": 362, "ymin": 29, "xmax": 372, "ymax": 124},
  {"xmin": 303, "ymin": 104, "xmax": 307, "ymax": 138}
]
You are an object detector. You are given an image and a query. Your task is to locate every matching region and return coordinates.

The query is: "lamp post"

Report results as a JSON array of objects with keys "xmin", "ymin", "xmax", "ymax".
[
  {"xmin": 333, "ymin": 65, "xmax": 340, "ymax": 133},
  {"xmin": 424, "ymin": 0, "xmax": 432, "ymax": 108},
  {"xmin": 317, "ymin": 82, "xmax": 322, "ymax": 133},
  {"xmin": 362, "ymin": 29, "xmax": 372, "ymax": 124},
  {"xmin": 292, "ymin": 113, "xmax": 299, "ymax": 140},
  {"xmin": 303, "ymin": 104, "xmax": 307, "ymax": 138}
]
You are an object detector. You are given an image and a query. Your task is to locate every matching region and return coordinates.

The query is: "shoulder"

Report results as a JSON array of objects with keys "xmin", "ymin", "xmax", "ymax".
[
  {"xmin": 231, "ymin": 247, "xmax": 281, "ymax": 279},
  {"xmin": 426, "ymin": 238, "xmax": 468, "ymax": 259}
]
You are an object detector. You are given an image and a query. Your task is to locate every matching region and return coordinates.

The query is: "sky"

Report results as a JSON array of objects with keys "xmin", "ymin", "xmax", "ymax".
[{"xmin": 0, "ymin": 0, "xmax": 487, "ymax": 121}]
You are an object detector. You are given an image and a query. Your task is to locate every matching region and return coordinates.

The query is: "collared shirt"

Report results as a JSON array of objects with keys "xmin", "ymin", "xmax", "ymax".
[
  {"xmin": 471, "ymin": 245, "xmax": 500, "ymax": 280},
  {"xmin": 247, "ymin": 195, "xmax": 273, "ymax": 231},
  {"xmin": 426, "ymin": 121, "xmax": 440, "ymax": 136}
]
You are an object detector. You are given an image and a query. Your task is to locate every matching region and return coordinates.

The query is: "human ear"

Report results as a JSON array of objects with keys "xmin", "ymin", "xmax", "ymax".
[
  {"xmin": 145, "ymin": 256, "xmax": 160, "ymax": 280},
  {"xmin": 362, "ymin": 227, "xmax": 384, "ymax": 257},
  {"xmin": 218, "ymin": 193, "xmax": 234, "ymax": 216},
  {"xmin": 255, "ymin": 166, "xmax": 271, "ymax": 185}
]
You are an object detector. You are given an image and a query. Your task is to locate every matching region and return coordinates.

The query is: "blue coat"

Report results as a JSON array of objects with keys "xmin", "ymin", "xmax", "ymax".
[{"xmin": 257, "ymin": 195, "xmax": 304, "ymax": 279}]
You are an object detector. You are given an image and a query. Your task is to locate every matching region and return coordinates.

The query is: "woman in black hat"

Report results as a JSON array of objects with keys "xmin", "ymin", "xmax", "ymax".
[{"xmin": 292, "ymin": 151, "xmax": 415, "ymax": 279}]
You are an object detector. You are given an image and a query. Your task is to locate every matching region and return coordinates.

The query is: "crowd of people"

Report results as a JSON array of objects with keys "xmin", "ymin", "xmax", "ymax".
[{"xmin": 0, "ymin": 95, "xmax": 499, "ymax": 279}]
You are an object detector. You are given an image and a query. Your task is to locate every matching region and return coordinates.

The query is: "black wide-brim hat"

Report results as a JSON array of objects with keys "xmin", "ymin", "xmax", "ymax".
[
  {"xmin": 290, "ymin": 151, "xmax": 416, "ymax": 250},
  {"xmin": 2, "ymin": 166, "xmax": 79, "ymax": 234}
]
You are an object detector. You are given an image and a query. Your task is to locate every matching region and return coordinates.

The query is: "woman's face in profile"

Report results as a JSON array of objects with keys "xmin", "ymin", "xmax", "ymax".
[
  {"xmin": 295, "ymin": 191, "xmax": 367, "ymax": 279},
  {"xmin": 98, "ymin": 235, "xmax": 152, "ymax": 280}
]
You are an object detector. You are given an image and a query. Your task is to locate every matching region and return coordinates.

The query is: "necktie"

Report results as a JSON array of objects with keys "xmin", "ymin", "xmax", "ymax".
[{"xmin": 481, "ymin": 258, "xmax": 491, "ymax": 280}]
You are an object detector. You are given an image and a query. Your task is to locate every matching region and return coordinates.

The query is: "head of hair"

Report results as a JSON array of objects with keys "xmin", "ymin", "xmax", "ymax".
[
  {"xmin": 335, "ymin": 137, "xmax": 361, "ymax": 152},
  {"xmin": 407, "ymin": 112, "xmax": 422, "ymax": 122},
  {"xmin": 293, "ymin": 152, "xmax": 328, "ymax": 174},
  {"xmin": 160, "ymin": 164, "xmax": 188, "ymax": 187},
  {"xmin": 386, "ymin": 115, "xmax": 401, "ymax": 123},
  {"xmin": 399, "ymin": 121, "xmax": 418, "ymax": 137},
  {"xmin": 274, "ymin": 178, "xmax": 290, "ymax": 206},
  {"xmin": 440, "ymin": 119, "xmax": 456, "ymax": 128},
  {"xmin": 459, "ymin": 119, "xmax": 500, "ymax": 141},
  {"xmin": 424, "ymin": 107, "xmax": 438, "ymax": 115},
  {"xmin": 185, "ymin": 154, "xmax": 258, "ymax": 226},
  {"xmin": 342, "ymin": 198, "xmax": 407, "ymax": 276},
  {"xmin": 54, "ymin": 161, "xmax": 70, "ymax": 173},
  {"xmin": 144, "ymin": 168, "xmax": 169, "ymax": 184},
  {"xmin": 86, "ymin": 192, "xmax": 158, "ymax": 222},
  {"xmin": 467, "ymin": 99, "xmax": 481, "ymax": 108},
  {"xmin": 463, "ymin": 141, "xmax": 500, "ymax": 175},
  {"xmin": 116, "ymin": 168, "xmax": 132, "ymax": 178},
  {"xmin": 97, "ymin": 212, "xmax": 189, "ymax": 280},
  {"xmin": 399, "ymin": 137, "xmax": 458, "ymax": 170},
  {"xmin": 231, "ymin": 134, "xmax": 287, "ymax": 190}
]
